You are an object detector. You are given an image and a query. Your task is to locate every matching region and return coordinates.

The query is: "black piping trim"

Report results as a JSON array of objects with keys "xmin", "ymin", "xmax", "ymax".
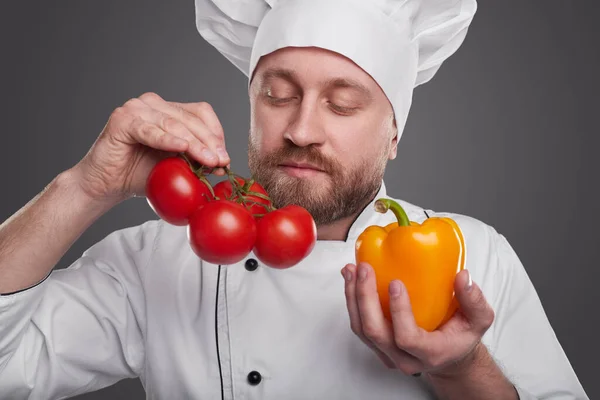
[
  {"xmin": 424, "ymin": 210, "xmax": 430, "ymax": 219},
  {"xmin": 215, "ymin": 265, "xmax": 224, "ymax": 400},
  {"xmin": 0, "ymin": 271, "xmax": 51, "ymax": 296}
]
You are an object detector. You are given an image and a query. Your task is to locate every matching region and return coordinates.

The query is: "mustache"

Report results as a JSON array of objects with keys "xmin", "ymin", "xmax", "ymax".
[{"xmin": 259, "ymin": 144, "xmax": 340, "ymax": 174}]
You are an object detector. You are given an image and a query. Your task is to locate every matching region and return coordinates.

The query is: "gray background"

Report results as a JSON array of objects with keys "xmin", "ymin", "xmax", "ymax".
[{"xmin": 0, "ymin": 0, "xmax": 597, "ymax": 399}]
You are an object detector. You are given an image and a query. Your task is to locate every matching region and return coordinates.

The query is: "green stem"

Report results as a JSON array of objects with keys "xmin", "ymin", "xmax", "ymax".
[
  {"xmin": 179, "ymin": 152, "xmax": 194, "ymax": 169},
  {"xmin": 245, "ymin": 191, "xmax": 271, "ymax": 202},
  {"xmin": 242, "ymin": 178, "xmax": 254, "ymax": 192},
  {"xmin": 201, "ymin": 176, "xmax": 216, "ymax": 198},
  {"xmin": 225, "ymin": 168, "xmax": 250, "ymax": 208},
  {"xmin": 243, "ymin": 200, "xmax": 268, "ymax": 207},
  {"xmin": 374, "ymin": 198, "xmax": 410, "ymax": 227}
]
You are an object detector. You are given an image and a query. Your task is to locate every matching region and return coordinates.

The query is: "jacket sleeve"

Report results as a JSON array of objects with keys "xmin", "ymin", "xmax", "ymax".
[
  {"xmin": 483, "ymin": 229, "xmax": 589, "ymax": 399},
  {"xmin": 0, "ymin": 219, "xmax": 161, "ymax": 400}
]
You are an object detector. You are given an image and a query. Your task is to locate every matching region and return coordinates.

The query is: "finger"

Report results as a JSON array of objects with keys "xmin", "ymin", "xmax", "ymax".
[
  {"xmin": 388, "ymin": 280, "xmax": 430, "ymax": 356},
  {"xmin": 342, "ymin": 264, "xmax": 363, "ymax": 336},
  {"xmin": 138, "ymin": 94, "xmax": 230, "ymax": 165},
  {"xmin": 128, "ymin": 99, "xmax": 219, "ymax": 167},
  {"xmin": 172, "ymin": 104, "xmax": 230, "ymax": 166},
  {"xmin": 137, "ymin": 93, "xmax": 227, "ymax": 167},
  {"xmin": 354, "ymin": 263, "xmax": 394, "ymax": 348},
  {"xmin": 454, "ymin": 270, "xmax": 495, "ymax": 334},
  {"xmin": 354, "ymin": 263, "xmax": 426, "ymax": 375},
  {"xmin": 342, "ymin": 264, "xmax": 396, "ymax": 369},
  {"xmin": 174, "ymin": 101, "xmax": 225, "ymax": 140},
  {"xmin": 127, "ymin": 117, "xmax": 189, "ymax": 153},
  {"xmin": 124, "ymin": 97, "xmax": 206, "ymax": 161}
]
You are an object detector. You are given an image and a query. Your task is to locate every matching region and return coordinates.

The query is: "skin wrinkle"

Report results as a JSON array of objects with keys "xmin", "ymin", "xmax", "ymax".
[{"xmin": 261, "ymin": 67, "xmax": 375, "ymax": 105}]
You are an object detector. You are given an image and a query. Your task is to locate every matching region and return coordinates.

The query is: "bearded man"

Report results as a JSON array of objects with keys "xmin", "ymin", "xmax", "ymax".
[{"xmin": 0, "ymin": 0, "xmax": 588, "ymax": 399}]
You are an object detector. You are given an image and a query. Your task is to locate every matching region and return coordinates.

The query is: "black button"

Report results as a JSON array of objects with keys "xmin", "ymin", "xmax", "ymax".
[
  {"xmin": 245, "ymin": 258, "xmax": 258, "ymax": 271},
  {"xmin": 247, "ymin": 370, "xmax": 262, "ymax": 385}
]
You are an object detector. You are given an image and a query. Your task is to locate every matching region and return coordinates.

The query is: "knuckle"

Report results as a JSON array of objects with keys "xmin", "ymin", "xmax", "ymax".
[
  {"xmin": 362, "ymin": 324, "xmax": 383, "ymax": 344},
  {"xmin": 162, "ymin": 116, "xmax": 183, "ymax": 134},
  {"xmin": 195, "ymin": 140, "xmax": 208, "ymax": 149},
  {"xmin": 161, "ymin": 116, "xmax": 176, "ymax": 131},
  {"xmin": 157, "ymin": 131, "xmax": 172, "ymax": 144},
  {"xmin": 189, "ymin": 140, "xmax": 206, "ymax": 154},
  {"xmin": 349, "ymin": 322, "xmax": 363, "ymax": 337},
  {"xmin": 124, "ymin": 97, "xmax": 144, "ymax": 109},
  {"xmin": 110, "ymin": 107, "xmax": 128, "ymax": 124},
  {"xmin": 112, "ymin": 106, "xmax": 126, "ymax": 116},
  {"xmin": 196, "ymin": 101, "xmax": 214, "ymax": 114},
  {"xmin": 212, "ymin": 123, "xmax": 225, "ymax": 138},
  {"xmin": 481, "ymin": 307, "xmax": 495, "ymax": 329},
  {"xmin": 129, "ymin": 116, "xmax": 146, "ymax": 132},
  {"xmin": 393, "ymin": 335, "xmax": 411, "ymax": 350},
  {"xmin": 139, "ymin": 92, "xmax": 162, "ymax": 103},
  {"xmin": 149, "ymin": 127, "xmax": 168, "ymax": 142},
  {"xmin": 205, "ymin": 134, "xmax": 224, "ymax": 149}
]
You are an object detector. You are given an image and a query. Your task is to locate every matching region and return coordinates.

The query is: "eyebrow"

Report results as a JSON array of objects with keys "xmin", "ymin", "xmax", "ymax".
[
  {"xmin": 261, "ymin": 67, "xmax": 298, "ymax": 86},
  {"xmin": 323, "ymin": 77, "xmax": 373, "ymax": 102},
  {"xmin": 259, "ymin": 68, "xmax": 373, "ymax": 101}
]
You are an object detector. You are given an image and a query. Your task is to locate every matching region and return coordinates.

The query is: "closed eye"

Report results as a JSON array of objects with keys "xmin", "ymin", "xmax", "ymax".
[
  {"xmin": 266, "ymin": 94, "xmax": 296, "ymax": 105},
  {"xmin": 328, "ymin": 102, "xmax": 358, "ymax": 116}
]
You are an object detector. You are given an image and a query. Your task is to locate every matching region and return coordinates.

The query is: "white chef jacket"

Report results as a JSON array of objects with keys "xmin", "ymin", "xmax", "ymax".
[{"xmin": 0, "ymin": 181, "xmax": 589, "ymax": 399}]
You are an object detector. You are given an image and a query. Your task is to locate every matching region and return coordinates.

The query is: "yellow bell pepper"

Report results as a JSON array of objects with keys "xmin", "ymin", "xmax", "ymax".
[{"xmin": 355, "ymin": 198, "xmax": 465, "ymax": 332}]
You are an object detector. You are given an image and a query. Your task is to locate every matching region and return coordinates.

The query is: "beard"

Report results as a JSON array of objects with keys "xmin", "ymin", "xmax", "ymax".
[{"xmin": 248, "ymin": 137, "xmax": 388, "ymax": 226}]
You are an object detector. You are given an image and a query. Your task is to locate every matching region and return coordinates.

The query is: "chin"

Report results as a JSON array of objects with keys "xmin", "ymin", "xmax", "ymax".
[{"xmin": 272, "ymin": 180, "xmax": 333, "ymax": 209}]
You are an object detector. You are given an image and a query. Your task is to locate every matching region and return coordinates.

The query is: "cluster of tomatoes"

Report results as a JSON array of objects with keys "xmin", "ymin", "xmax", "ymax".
[{"xmin": 145, "ymin": 154, "xmax": 317, "ymax": 269}]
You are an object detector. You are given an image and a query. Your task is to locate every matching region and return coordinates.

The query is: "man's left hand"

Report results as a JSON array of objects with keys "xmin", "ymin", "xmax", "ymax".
[{"xmin": 341, "ymin": 262, "xmax": 495, "ymax": 377}]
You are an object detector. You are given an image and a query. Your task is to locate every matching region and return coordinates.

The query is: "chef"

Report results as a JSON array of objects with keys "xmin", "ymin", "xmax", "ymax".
[{"xmin": 0, "ymin": 0, "xmax": 589, "ymax": 399}]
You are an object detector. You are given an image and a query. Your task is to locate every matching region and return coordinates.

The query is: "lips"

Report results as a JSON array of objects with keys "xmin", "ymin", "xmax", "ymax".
[{"xmin": 278, "ymin": 161, "xmax": 325, "ymax": 172}]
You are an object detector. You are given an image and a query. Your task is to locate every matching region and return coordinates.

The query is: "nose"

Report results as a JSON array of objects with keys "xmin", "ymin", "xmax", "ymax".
[{"xmin": 283, "ymin": 99, "xmax": 326, "ymax": 147}]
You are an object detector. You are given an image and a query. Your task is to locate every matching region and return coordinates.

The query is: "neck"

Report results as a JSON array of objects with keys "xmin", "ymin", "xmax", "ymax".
[
  {"xmin": 316, "ymin": 214, "xmax": 360, "ymax": 241},
  {"xmin": 315, "ymin": 182, "xmax": 384, "ymax": 241}
]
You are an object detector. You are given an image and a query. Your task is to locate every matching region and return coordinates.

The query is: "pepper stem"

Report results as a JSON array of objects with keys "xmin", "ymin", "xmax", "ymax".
[{"xmin": 374, "ymin": 198, "xmax": 410, "ymax": 227}]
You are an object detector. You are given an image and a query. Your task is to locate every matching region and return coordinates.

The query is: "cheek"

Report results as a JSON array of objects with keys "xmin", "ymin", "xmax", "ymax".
[
  {"xmin": 251, "ymin": 102, "xmax": 290, "ymax": 152},
  {"xmin": 329, "ymin": 120, "xmax": 388, "ymax": 165}
]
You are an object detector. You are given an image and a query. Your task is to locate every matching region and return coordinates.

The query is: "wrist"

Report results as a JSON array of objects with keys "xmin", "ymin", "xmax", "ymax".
[
  {"xmin": 427, "ymin": 341, "xmax": 485, "ymax": 381},
  {"xmin": 424, "ymin": 342, "xmax": 518, "ymax": 400},
  {"xmin": 56, "ymin": 167, "xmax": 123, "ymax": 214}
]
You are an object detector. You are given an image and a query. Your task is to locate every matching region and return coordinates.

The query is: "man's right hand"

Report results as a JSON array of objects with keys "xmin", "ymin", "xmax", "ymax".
[{"xmin": 71, "ymin": 92, "xmax": 230, "ymax": 204}]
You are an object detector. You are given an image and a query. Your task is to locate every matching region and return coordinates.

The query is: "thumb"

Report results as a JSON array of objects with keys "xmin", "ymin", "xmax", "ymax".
[{"xmin": 454, "ymin": 270, "xmax": 495, "ymax": 333}]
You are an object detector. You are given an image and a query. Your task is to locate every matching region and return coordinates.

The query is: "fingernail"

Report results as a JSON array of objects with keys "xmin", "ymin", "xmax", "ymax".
[
  {"xmin": 357, "ymin": 265, "xmax": 368, "ymax": 282},
  {"xmin": 341, "ymin": 268, "xmax": 352, "ymax": 282},
  {"xmin": 216, "ymin": 147, "xmax": 229, "ymax": 160},
  {"xmin": 465, "ymin": 270, "xmax": 473, "ymax": 292},
  {"xmin": 202, "ymin": 148, "xmax": 216, "ymax": 161},
  {"xmin": 389, "ymin": 280, "xmax": 403, "ymax": 298}
]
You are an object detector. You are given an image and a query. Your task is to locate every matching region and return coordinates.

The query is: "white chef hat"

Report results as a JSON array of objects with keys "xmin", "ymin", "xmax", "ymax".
[{"xmin": 195, "ymin": 0, "xmax": 477, "ymax": 139}]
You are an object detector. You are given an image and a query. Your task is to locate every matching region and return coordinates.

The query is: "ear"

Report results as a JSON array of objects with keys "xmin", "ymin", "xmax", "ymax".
[{"xmin": 387, "ymin": 120, "xmax": 398, "ymax": 160}]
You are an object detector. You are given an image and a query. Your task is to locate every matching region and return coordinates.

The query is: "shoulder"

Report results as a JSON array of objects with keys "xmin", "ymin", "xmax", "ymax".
[
  {"xmin": 418, "ymin": 205, "xmax": 527, "ymax": 306},
  {"xmin": 82, "ymin": 218, "xmax": 165, "ymax": 259},
  {"xmin": 383, "ymin": 195, "xmax": 515, "ymax": 281},
  {"xmin": 382, "ymin": 194, "xmax": 498, "ymax": 239}
]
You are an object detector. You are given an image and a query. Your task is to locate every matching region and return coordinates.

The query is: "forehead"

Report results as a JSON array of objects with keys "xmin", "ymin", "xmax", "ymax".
[{"xmin": 251, "ymin": 47, "xmax": 380, "ymax": 90}]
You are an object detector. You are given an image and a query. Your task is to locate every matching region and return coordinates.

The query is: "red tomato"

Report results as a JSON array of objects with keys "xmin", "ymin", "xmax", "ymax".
[
  {"xmin": 187, "ymin": 200, "xmax": 257, "ymax": 264},
  {"xmin": 145, "ymin": 157, "xmax": 213, "ymax": 226},
  {"xmin": 213, "ymin": 177, "xmax": 271, "ymax": 216},
  {"xmin": 253, "ymin": 205, "xmax": 317, "ymax": 269}
]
